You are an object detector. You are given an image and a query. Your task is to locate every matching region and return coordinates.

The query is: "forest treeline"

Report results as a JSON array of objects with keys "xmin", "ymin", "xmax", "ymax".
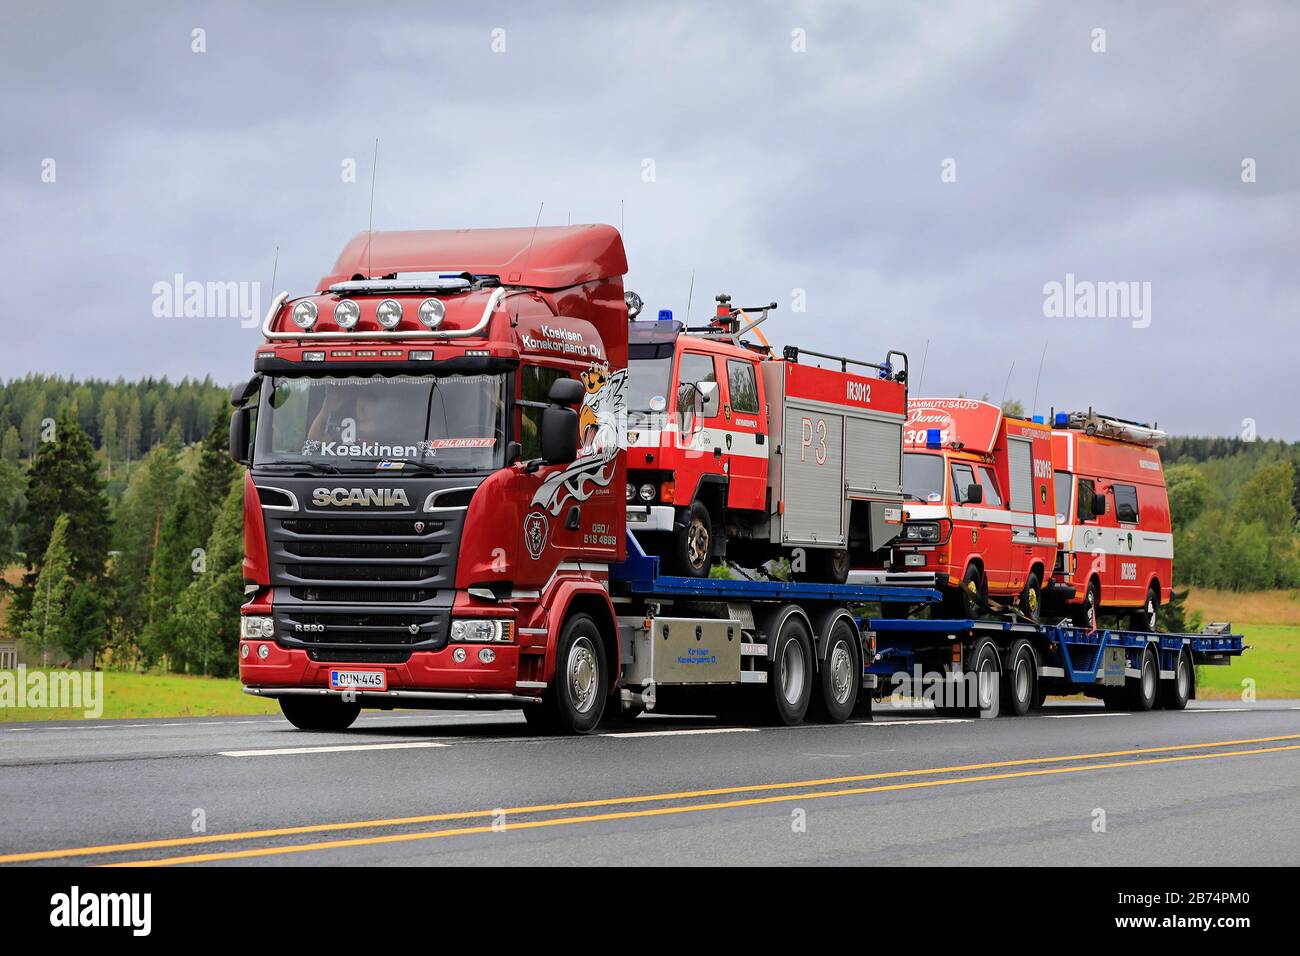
[{"xmin": 0, "ymin": 378, "xmax": 1296, "ymax": 674}]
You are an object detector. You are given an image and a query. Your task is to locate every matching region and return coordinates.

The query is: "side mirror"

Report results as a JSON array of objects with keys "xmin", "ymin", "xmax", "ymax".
[
  {"xmin": 965, "ymin": 483, "xmax": 983, "ymax": 505},
  {"xmin": 548, "ymin": 378, "xmax": 585, "ymax": 406},
  {"xmin": 229, "ymin": 407, "xmax": 251, "ymax": 466},
  {"xmin": 230, "ymin": 375, "xmax": 262, "ymax": 408},
  {"xmin": 698, "ymin": 380, "xmax": 720, "ymax": 418},
  {"xmin": 540, "ymin": 405, "xmax": 579, "ymax": 465}
]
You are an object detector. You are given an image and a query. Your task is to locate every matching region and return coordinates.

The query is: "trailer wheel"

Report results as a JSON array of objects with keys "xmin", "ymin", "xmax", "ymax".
[
  {"xmin": 1129, "ymin": 586, "xmax": 1159, "ymax": 633},
  {"xmin": 672, "ymin": 501, "xmax": 714, "ymax": 577},
  {"xmin": 529, "ymin": 613, "xmax": 608, "ymax": 734},
  {"xmin": 1018, "ymin": 572, "xmax": 1042, "ymax": 623},
  {"xmin": 810, "ymin": 618, "xmax": 861, "ymax": 723},
  {"xmin": 1160, "ymin": 650, "xmax": 1193, "ymax": 710},
  {"xmin": 1001, "ymin": 639, "xmax": 1037, "ymax": 716},
  {"xmin": 279, "ymin": 695, "xmax": 361, "ymax": 732},
  {"xmin": 1124, "ymin": 645, "xmax": 1159, "ymax": 712},
  {"xmin": 1072, "ymin": 578, "xmax": 1100, "ymax": 630},
  {"xmin": 965, "ymin": 638, "xmax": 1002, "ymax": 718},
  {"xmin": 763, "ymin": 615, "xmax": 814, "ymax": 725}
]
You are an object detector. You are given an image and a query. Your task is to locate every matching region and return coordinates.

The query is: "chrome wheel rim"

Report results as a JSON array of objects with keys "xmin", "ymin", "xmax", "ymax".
[
  {"xmin": 828, "ymin": 641, "xmax": 854, "ymax": 705},
  {"xmin": 780, "ymin": 638, "xmax": 807, "ymax": 705},
  {"xmin": 568, "ymin": 637, "xmax": 599, "ymax": 714},
  {"xmin": 1177, "ymin": 657, "xmax": 1190, "ymax": 697},
  {"xmin": 1141, "ymin": 656, "xmax": 1156, "ymax": 701},
  {"xmin": 1014, "ymin": 656, "xmax": 1030, "ymax": 702},
  {"xmin": 977, "ymin": 655, "xmax": 998, "ymax": 710}
]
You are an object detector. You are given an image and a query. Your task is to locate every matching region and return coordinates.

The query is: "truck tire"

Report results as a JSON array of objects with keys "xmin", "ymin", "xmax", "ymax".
[
  {"xmin": 810, "ymin": 618, "xmax": 861, "ymax": 723},
  {"xmin": 279, "ymin": 695, "xmax": 361, "ymax": 731},
  {"xmin": 672, "ymin": 501, "xmax": 714, "ymax": 578},
  {"xmin": 1072, "ymin": 578, "xmax": 1100, "ymax": 630},
  {"xmin": 799, "ymin": 548, "xmax": 850, "ymax": 584},
  {"xmin": 1001, "ymin": 638, "xmax": 1037, "ymax": 717},
  {"xmin": 1129, "ymin": 586, "xmax": 1159, "ymax": 633},
  {"xmin": 945, "ymin": 565, "xmax": 986, "ymax": 620},
  {"xmin": 1124, "ymin": 645, "xmax": 1159, "ymax": 712},
  {"xmin": 1160, "ymin": 650, "xmax": 1193, "ymax": 710},
  {"xmin": 1018, "ymin": 572, "xmax": 1043, "ymax": 623},
  {"xmin": 763, "ymin": 614, "xmax": 814, "ymax": 725},
  {"xmin": 967, "ymin": 638, "xmax": 1002, "ymax": 718},
  {"xmin": 530, "ymin": 613, "xmax": 608, "ymax": 734}
]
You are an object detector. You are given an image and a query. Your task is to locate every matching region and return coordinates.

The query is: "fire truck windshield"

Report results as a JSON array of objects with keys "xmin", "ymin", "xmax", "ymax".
[
  {"xmin": 253, "ymin": 374, "xmax": 506, "ymax": 473},
  {"xmin": 902, "ymin": 451, "xmax": 945, "ymax": 502},
  {"xmin": 626, "ymin": 355, "xmax": 672, "ymax": 412}
]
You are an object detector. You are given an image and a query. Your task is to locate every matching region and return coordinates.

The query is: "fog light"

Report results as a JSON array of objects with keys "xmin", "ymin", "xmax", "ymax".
[
  {"xmin": 257, "ymin": 643, "xmax": 269, "ymax": 660},
  {"xmin": 334, "ymin": 299, "xmax": 360, "ymax": 330},
  {"xmin": 291, "ymin": 300, "xmax": 318, "ymax": 330},
  {"xmin": 418, "ymin": 298, "xmax": 446, "ymax": 328},
  {"xmin": 376, "ymin": 298, "xmax": 402, "ymax": 329},
  {"xmin": 626, "ymin": 483, "xmax": 634, "ymax": 502},
  {"xmin": 452, "ymin": 647, "xmax": 467, "ymax": 663},
  {"xmin": 638, "ymin": 483, "xmax": 655, "ymax": 502},
  {"xmin": 478, "ymin": 648, "xmax": 496, "ymax": 664},
  {"xmin": 240, "ymin": 642, "xmax": 249, "ymax": 659}
]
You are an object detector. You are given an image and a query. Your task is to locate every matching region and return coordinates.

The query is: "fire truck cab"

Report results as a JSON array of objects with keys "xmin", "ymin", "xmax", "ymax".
[
  {"xmin": 624, "ymin": 294, "xmax": 909, "ymax": 581},
  {"xmin": 1047, "ymin": 410, "xmax": 1173, "ymax": 631},
  {"xmin": 894, "ymin": 398, "xmax": 1057, "ymax": 619}
]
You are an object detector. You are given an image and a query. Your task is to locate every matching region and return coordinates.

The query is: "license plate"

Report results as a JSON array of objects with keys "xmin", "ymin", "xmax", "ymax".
[
  {"xmin": 905, "ymin": 553, "xmax": 926, "ymax": 566},
  {"xmin": 329, "ymin": 669, "xmax": 387, "ymax": 692}
]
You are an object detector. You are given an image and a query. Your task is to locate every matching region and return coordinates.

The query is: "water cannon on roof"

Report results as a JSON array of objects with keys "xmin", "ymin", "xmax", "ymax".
[{"xmin": 1054, "ymin": 407, "xmax": 1167, "ymax": 447}]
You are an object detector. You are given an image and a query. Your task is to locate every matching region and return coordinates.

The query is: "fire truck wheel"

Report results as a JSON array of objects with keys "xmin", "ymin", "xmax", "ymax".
[
  {"xmin": 1129, "ymin": 586, "xmax": 1160, "ymax": 633},
  {"xmin": 810, "ymin": 619, "xmax": 861, "ymax": 723},
  {"xmin": 946, "ymin": 565, "xmax": 987, "ymax": 619},
  {"xmin": 1160, "ymin": 650, "xmax": 1194, "ymax": 710},
  {"xmin": 673, "ymin": 501, "xmax": 714, "ymax": 578},
  {"xmin": 278, "ymin": 695, "xmax": 361, "ymax": 732},
  {"xmin": 1072, "ymin": 578, "xmax": 1100, "ymax": 630},
  {"xmin": 799, "ymin": 548, "xmax": 850, "ymax": 584},
  {"xmin": 763, "ymin": 615, "xmax": 814, "ymax": 725},
  {"xmin": 1001, "ymin": 638, "xmax": 1037, "ymax": 716},
  {"xmin": 1018, "ymin": 572, "xmax": 1043, "ymax": 622},
  {"xmin": 1123, "ymin": 646, "xmax": 1159, "ymax": 712}
]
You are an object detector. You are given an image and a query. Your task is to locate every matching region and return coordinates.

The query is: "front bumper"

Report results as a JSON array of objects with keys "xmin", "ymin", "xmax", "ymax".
[
  {"xmin": 244, "ymin": 685, "xmax": 542, "ymax": 709},
  {"xmin": 847, "ymin": 569, "xmax": 949, "ymax": 589},
  {"xmin": 626, "ymin": 504, "xmax": 675, "ymax": 533}
]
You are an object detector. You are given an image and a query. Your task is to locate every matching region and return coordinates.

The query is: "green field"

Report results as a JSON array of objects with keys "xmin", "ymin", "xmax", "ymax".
[
  {"xmin": 0, "ymin": 669, "xmax": 279, "ymax": 723},
  {"xmin": 1184, "ymin": 589, "xmax": 1300, "ymax": 700}
]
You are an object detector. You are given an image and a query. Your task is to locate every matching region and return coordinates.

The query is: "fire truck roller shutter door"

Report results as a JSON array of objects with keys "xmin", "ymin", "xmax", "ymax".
[
  {"xmin": 1007, "ymin": 437, "xmax": 1035, "ymax": 514},
  {"xmin": 844, "ymin": 416, "xmax": 903, "ymax": 495},
  {"xmin": 782, "ymin": 409, "xmax": 845, "ymax": 546}
]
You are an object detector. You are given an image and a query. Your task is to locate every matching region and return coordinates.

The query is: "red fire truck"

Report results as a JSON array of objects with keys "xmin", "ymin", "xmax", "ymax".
[
  {"xmin": 1047, "ymin": 410, "xmax": 1174, "ymax": 631},
  {"xmin": 893, "ymin": 398, "xmax": 1058, "ymax": 619},
  {"xmin": 624, "ymin": 295, "xmax": 910, "ymax": 581}
]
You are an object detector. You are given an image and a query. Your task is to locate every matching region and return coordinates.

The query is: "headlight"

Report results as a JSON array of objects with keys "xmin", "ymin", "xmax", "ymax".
[
  {"xmin": 291, "ymin": 300, "xmax": 318, "ymax": 330},
  {"xmin": 638, "ymin": 483, "xmax": 656, "ymax": 502},
  {"xmin": 334, "ymin": 299, "xmax": 360, "ymax": 330},
  {"xmin": 240, "ymin": 615, "xmax": 274, "ymax": 639},
  {"xmin": 626, "ymin": 483, "xmax": 635, "ymax": 502},
  {"xmin": 902, "ymin": 522, "xmax": 941, "ymax": 543},
  {"xmin": 449, "ymin": 619, "xmax": 511, "ymax": 643},
  {"xmin": 376, "ymin": 298, "xmax": 403, "ymax": 329},
  {"xmin": 418, "ymin": 298, "xmax": 446, "ymax": 329}
]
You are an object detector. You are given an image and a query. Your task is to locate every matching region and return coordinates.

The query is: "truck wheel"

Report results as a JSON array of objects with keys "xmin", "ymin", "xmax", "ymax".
[
  {"xmin": 1001, "ymin": 638, "xmax": 1037, "ymax": 716},
  {"xmin": 964, "ymin": 638, "xmax": 1002, "ymax": 718},
  {"xmin": 799, "ymin": 548, "xmax": 850, "ymax": 584},
  {"xmin": 1018, "ymin": 572, "xmax": 1042, "ymax": 623},
  {"xmin": 1129, "ymin": 586, "xmax": 1159, "ymax": 633},
  {"xmin": 946, "ymin": 565, "xmax": 986, "ymax": 619},
  {"xmin": 763, "ymin": 615, "xmax": 814, "ymax": 725},
  {"xmin": 279, "ymin": 695, "xmax": 361, "ymax": 731},
  {"xmin": 532, "ymin": 613, "xmax": 608, "ymax": 734},
  {"xmin": 1072, "ymin": 578, "xmax": 1100, "ymax": 630},
  {"xmin": 810, "ymin": 619, "xmax": 861, "ymax": 723},
  {"xmin": 1124, "ymin": 646, "xmax": 1159, "ymax": 712},
  {"xmin": 672, "ymin": 501, "xmax": 713, "ymax": 577},
  {"xmin": 1160, "ymin": 650, "xmax": 1193, "ymax": 710}
]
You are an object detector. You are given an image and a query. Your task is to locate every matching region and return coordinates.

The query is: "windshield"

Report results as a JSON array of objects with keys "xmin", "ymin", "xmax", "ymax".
[
  {"xmin": 626, "ymin": 356, "xmax": 672, "ymax": 412},
  {"xmin": 1054, "ymin": 471, "xmax": 1073, "ymax": 522},
  {"xmin": 254, "ymin": 374, "xmax": 505, "ymax": 473},
  {"xmin": 903, "ymin": 452, "xmax": 945, "ymax": 503}
]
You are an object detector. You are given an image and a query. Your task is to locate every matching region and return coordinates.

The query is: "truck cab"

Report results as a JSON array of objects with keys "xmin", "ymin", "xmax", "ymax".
[{"xmin": 894, "ymin": 398, "xmax": 1057, "ymax": 619}]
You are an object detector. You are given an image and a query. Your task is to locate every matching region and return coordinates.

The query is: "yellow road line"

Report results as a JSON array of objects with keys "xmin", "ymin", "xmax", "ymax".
[
  {"xmin": 111, "ymin": 744, "xmax": 1300, "ymax": 866},
  {"xmin": 2, "ymin": 733, "xmax": 1297, "ymax": 865}
]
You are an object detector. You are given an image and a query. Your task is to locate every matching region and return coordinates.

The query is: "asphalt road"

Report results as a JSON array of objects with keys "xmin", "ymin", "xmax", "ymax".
[{"xmin": 1, "ymin": 699, "xmax": 1297, "ymax": 866}]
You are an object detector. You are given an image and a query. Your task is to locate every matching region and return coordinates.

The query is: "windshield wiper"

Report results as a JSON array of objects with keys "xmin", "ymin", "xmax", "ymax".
[
  {"xmin": 342, "ymin": 458, "xmax": 453, "ymax": 475},
  {"xmin": 257, "ymin": 460, "xmax": 345, "ymax": 476}
]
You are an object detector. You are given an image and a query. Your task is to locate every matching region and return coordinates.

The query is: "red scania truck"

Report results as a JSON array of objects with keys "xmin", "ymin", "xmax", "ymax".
[
  {"xmin": 624, "ymin": 295, "xmax": 909, "ymax": 581},
  {"xmin": 231, "ymin": 225, "xmax": 1244, "ymax": 731}
]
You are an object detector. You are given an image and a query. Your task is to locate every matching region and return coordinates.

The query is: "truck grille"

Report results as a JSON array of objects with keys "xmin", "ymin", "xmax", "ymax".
[
  {"xmin": 307, "ymin": 649, "xmax": 412, "ymax": 665},
  {"xmin": 275, "ymin": 607, "xmax": 450, "ymax": 654}
]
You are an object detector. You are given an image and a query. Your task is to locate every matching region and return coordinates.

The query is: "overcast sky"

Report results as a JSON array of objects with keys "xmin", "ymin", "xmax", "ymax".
[{"xmin": 3, "ymin": 1, "xmax": 1297, "ymax": 437}]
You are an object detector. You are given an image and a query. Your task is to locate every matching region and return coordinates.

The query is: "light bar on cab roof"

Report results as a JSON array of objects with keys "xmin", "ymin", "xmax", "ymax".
[
  {"xmin": 327, "ymin": 276, "xmax": 473, "ymax": 294},
  {"xmin": 260, "ymin": 286, "xmax": 507, "ymax": 342}
]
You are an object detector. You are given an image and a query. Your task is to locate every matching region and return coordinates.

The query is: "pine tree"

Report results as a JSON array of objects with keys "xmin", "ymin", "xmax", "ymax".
[
  {"xmin": 173, "ymin": 478, "xmax": 244, "ymax": 676},
  {"xmin": 109, "ymin": 442, "xmax": 182, "ymax": 655},
  {"xmin": 1, "ymin": 425, "xmax": 19, "ymax": 463},
  {"xmin": 192, "ymin": 405, "xmax": 236, "ymax": 542}
]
